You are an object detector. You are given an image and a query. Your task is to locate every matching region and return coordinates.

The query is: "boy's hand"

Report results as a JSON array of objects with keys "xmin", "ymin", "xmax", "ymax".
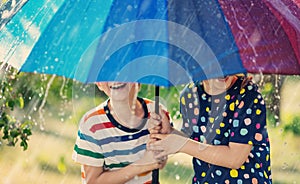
[
  {"xmin": 133, "ymin": 150, "xmax": 167, "ymax": 169},
  {"xmin": 148, "ymin": 107, "xmax": 172, "ymax": 134}
]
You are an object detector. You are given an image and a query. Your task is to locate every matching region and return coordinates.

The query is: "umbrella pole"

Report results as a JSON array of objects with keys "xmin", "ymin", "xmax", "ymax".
[{"xmin": 152, "ymin": 85, "xmax": 160, "ymax": 184}]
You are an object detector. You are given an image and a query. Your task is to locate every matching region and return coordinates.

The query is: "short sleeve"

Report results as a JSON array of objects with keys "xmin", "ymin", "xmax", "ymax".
[
  {"xmin": 72, "ymin": 115, "xmax": 105, "ymax": 167},
  {"xmin": 229, "ymin": 83, "xmax": 267, "ymax": 146},
  {"xmin": 180, "ymin": 83, "xmax": 201, "ymax": 137}
]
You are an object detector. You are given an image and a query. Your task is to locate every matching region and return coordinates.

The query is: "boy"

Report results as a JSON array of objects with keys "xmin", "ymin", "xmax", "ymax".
[{"xmin": 72, "ymin": 82, "xmax": 169, "ymax": 184}]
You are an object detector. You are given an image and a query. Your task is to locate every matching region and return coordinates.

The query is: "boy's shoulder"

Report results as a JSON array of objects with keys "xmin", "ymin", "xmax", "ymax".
[{"xmin": 80, "ymin": 100, "xmax": 108, "ymax": 124}]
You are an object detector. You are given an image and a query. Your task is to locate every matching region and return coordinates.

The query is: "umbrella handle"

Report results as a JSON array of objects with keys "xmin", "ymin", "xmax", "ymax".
[{"xmin": 152, "ymin": 86, "xmax": 160, "ymax": 184}]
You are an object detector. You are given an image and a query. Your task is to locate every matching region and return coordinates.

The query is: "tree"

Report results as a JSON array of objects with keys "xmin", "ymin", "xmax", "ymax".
[{"xmin": 0, "ymin": 65, "xmax": 32, "ymax": 150}]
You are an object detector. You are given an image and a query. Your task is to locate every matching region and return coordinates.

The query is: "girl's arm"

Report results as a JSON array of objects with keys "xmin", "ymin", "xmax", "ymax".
[{"xmin": 150, "ymin": 133, "xmax": 252, "ymax": 169}]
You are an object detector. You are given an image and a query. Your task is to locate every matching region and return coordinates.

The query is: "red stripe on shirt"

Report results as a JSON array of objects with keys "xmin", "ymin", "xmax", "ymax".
[{"xmin": 90, "ymin": 122, "xmax": 115, "ymax": 133}]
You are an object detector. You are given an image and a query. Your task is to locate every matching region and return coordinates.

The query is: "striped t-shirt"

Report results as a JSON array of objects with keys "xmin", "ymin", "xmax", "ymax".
[{"xmin": 72, "ymin": 97, "xmax": 166, "ymax": 184}]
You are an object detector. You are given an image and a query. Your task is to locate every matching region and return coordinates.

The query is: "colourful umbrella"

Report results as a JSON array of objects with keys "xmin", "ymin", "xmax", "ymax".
[
  {"xmin": 1, "ymin": 0, "xmax": 300, "ymax": 86},
  {"xmin": 1, "ymin": 0, "xmax": 300, "ymax": 183}
]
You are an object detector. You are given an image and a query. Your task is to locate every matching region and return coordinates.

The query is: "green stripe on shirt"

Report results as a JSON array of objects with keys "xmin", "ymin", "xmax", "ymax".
[
  {"xmin": 74, "ymin": 144, "xmax": 104, "ymax": 159},
  {"xmin": 105, "ymin": 162, "xmax": 130, "ymax": 169}
]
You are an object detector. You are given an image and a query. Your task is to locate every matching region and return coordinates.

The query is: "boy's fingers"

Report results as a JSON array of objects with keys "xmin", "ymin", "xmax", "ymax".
[
  {"xmin": 154, "ymin": 151, "xmax": 167, "ymax": 159},
  {"xmin": 150, "ymin": 112, "xmax": 161, "ymax": 121},
  {"xmin": 149, "ymin": 129, "xmax": 161, "ymax": 134},
  {"xmin": 150, "ymin": 133, "xmax": 165, "ymax": 140}
]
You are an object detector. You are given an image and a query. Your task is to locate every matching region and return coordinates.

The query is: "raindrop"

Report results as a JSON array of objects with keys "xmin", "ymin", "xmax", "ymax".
[
  {"xmin": 127, "ymin": 5, "xmax": 133, "ymax": 11},
  {"xmin": 40, "ymin": 124, "xmax": 45, "ymax": 131}
]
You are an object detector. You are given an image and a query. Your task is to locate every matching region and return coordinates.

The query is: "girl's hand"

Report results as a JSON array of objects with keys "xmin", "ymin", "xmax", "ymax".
[{"xmin": 148, "ymin": 133, "xmax": 189, "ymax": 158}]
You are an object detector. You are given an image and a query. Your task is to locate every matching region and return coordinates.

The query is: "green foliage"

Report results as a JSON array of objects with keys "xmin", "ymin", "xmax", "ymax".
[
  {"xmin": 0, "ymin": 67, "xmax": 33, "ymax": 150},
  {"xmin": 256, "ymin": 74, "xmax": 283, "ymax": 127},
  {"xmin": 283, "ymin": 116, "xmax": 300, "ymax": 136},
  {"xmin": 139, "ymin": 84, "xmax": 184, "ymax": 120},
  {"xmin": 0, "ymin": 65, "xmax": 96, "ymax": 150},
  {"xmin": 57, "ymin": 155, "xmax": 67, "ymax": 174}
]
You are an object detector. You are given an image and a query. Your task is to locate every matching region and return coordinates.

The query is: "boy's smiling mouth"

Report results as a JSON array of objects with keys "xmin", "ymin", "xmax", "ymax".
[{"xmin": 110, "ymin": 83, "xmax": 127, "ymax": 89}]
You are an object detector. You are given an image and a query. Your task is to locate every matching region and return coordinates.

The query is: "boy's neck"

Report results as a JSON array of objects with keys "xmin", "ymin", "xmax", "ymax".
[{"xmin": 109, "ymin": 98, "xmax": 145, "ymax": 129}]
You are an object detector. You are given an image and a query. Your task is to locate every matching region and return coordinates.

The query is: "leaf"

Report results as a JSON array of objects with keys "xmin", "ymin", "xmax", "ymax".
[
  {"xmin": 5, "ymin": 100, "xmax": 15, "ymax": 110},
  {"xmin": 18, "ymin": 96, "xmax": 24, "ymax": 109},
  {"xmin": 20, "ymin": 140, "xmax": 28, "ymax": 151},
  {"xmin": 20, "ymin": 121, "xmax": 33, "ymax": 129},
  {"xmin": 10, "ymin": 129, "xmax": 20, "ymax": 138}
]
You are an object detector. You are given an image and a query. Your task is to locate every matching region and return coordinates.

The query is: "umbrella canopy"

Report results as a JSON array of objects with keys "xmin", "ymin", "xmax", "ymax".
[{"xmin": 1, "ymin": 0, "xmax": 300, "ymax": 87}]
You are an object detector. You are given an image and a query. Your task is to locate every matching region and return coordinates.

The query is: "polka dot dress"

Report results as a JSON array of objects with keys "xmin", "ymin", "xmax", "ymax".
[{"xmin": 180, "ymin": 77, "xmax": 272, "ymax": 184}]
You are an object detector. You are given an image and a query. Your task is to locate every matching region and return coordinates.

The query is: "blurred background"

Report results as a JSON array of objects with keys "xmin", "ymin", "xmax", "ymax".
[{"xmin": 1, "ymin": 68, "xmax": 300, "ymax": 184}]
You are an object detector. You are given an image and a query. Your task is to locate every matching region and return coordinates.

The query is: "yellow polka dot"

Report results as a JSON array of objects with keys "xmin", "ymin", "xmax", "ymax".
[
  {"xmin": 256, "ymin": 109, "xmax": 262, "ymax": 115},
  {"xmin": 264, "ymin": 171, "xmax": 268, "ymax": 178},
  {"xmin": 268, "ymin": 166, "xmax": 271, "ymax": 171},
  {"xmin": 225, "ymin": 94, "xmax": 230, "ymax": 100},
  {"xmin": 240, "ymin": 165, "xmax": 245, "ymax": 170},
  {"xmin": 254, "ymin": 98, "xmax": 258, "ymax": 103},
  {"xmin": 240, "ymin": 88, "xmax": 245, "ymax": 94},
  {"xmin": 235, "ymin": 100, "xmax": 239, "ymax": 105},
  {"xmin": 220, "ymin": 122, "xmax": 225, "ymax": 127},
  {"xmin": 248, "ymin": 141, "xmax": 253, "ymax": 145},
  {"xmin": 209, "ymin": 117, "xmax": 214, "ymax": 123},
  {"xmin": 266, "ymin": 154, "xmax": 269, "ymax": 161},
  {"xmin": 230, "ymin": 169, "xmax": 238, "ymax": 178},
  {"xmin": 229, "ymin": 102, "xmax": 235, "ymax": 111},
  {"xmin": 187, "ymin": 93, "xmax": 192, "ymax": 98},
  {"xmin": 216, "ymin": 129, "xmax": 220, "ymax": 134},
  {"xmin": 255, "ymin": 163, "xmax": 261, "ymax": 169},
  {"xmin": 201, "ymin": 172, "xmax": 206, "ymax": 177},
  {"xmin": 181, "ymin": 97, "xmax": 185, "ymax": 105},
  {"xmin": 206, "ymin": 107, "xmax": 210, "ymax": 112}
]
